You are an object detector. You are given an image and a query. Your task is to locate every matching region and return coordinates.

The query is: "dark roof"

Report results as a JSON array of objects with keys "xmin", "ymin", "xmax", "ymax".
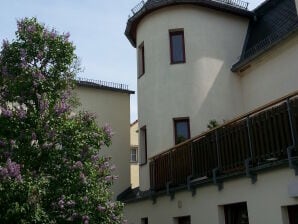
[
  {"xmin": 76, "ymin": 78, "xmax": 135, "ymax": 94},
  {"xmin": 232, "ymin": 0, "xmax": 298, "ymax": 71},
  {"xmin": 125, "ymin": 0, "xmax": 254, "ymax": 47}
]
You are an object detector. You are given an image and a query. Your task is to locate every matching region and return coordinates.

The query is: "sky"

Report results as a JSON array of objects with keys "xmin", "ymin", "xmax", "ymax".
[{"xmin": 0, "ymin": 0, "xmax": 264, "ymax": 122}]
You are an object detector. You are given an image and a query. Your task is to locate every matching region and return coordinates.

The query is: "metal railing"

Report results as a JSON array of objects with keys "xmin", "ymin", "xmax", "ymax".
[
  {"xmin": 76, "ymin": 77, "xmax": 129, "ymax": 91},
  {"xmin": 150, "ymin": 91, "xmax": 298, "ymax": 191},
  {"xmin": 129, "ymin": 0, "xmax": 249, "ymax": 18}
]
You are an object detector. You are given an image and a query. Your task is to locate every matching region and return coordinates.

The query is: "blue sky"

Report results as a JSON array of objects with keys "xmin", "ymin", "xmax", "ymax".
[{"xmin": 0, "ymin": 0, "xmax": 264, "ymax": 122}]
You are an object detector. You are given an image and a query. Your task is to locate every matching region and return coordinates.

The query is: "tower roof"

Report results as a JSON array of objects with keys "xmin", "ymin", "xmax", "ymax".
[{"xmin": 125, "ymin": 0, "xmax": 254, "ymax": 47}]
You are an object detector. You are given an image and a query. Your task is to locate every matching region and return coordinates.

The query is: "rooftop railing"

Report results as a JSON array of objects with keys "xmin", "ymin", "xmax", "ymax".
[
  {"xmin": 76, "ymin": 77, "xmax": 129, "ymax": 91},
  {"xmin": 150, "ymin": 91, "xmax": 298, "ymax": 192},
  {"xmin": 129, "ymin": 0, "xmax": 249, "ymax": 17}
]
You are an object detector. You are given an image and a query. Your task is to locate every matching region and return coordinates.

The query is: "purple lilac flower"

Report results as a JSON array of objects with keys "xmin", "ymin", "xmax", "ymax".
[
  {"xmin": 17, "ymin": 108, "xmax": 27, "ymax": 119},
  {"xmin": 1, "ymin": 108, "xmax": 13, "ymax": 118},
  {"xmin": 39, "ymin": 99, "xmax": 49, "ymax": 113},
  {"xmin": 80, "ymin": 172, "xmax": 87, "ymax": 184},
  {"xmin": 58, "ymin": 199, "xmax": 65, "ymax": 209},
  {"xmin": 73, "ymin": 161, "xmax": 83, "ymax": 170},
  {"xmin": 41, "ymin": 142, "xmax": 53, "ymax": 150},
  {"xmin": 110, "ymin": 164, "xmax": 116, "ymax": 171},
  {"xmin": 105, "ymin": 175, "xmax": 112, "ymax": 182},
  {"xmin": 82, "ymin": 215, "xmax": 89, "ymax": 224},
  {"xmin": 0, "ymin": 158, "xmax": 22, "ymax": 181},
  {"xmin": 91, "ymin": 154, "xmax": 99, "ymax": 163},
  {"xmin": 33, "ymin": 71, "xmax": 45, "ymax": 81},
  {"xmin": 83, "ymin": 196, "xmax": 88, "ymax": 203},
  {"xmin": 31, "ymin": 132, "xmax": 37, "ymax": 140},
  {"xmin": 97, "ymin": 205, "xmax": 106, "ymax": 212},
  {"xmin": 54, "ymin": 100, "xmax": 70, "ymax": 115},
  {"xmin": 2, "ymin": 40, "xmax": 9, "ymax": 50},
  {"xmin": 66, "ymin": 200, "xmax": 76, "ymax": 207},
  {"xmin": 103, "ymin": 123, "xmax": 114, "ymax": 138},
  {"xmin": 1, "ymin": 66, "xmax": 8, "ymax": 76},
  {"xmin": 37, "ymin": 51, "xmax": 43, "ymax": 60},
  {"xmin": 26, "ymin": 25, "xmax": 35, "ymax": 33},
  {"xmin": 0, "ymin": 140, "xmax": 5, "ymax": 147}
]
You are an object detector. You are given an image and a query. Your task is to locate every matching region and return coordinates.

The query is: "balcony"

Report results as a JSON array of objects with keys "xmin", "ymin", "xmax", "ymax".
[{"xmin": 149, "ymin": 92, "xmax": 298, "ymax": 192}]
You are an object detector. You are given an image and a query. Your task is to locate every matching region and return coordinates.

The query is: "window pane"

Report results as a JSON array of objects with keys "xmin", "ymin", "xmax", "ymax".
[
  {"xmin": 138, "ymin": 43, "xmax": 145, "ymax": 77},
  {"xmin": 130, "ymin": 148, "xmax": 137, "ymax": 162},
  {"xmin": 174, "ymin": 118, "xmax": 190, "ymax": 144},
  {"xmin": 171, "ymin": 34, "xmax": 184, "ymax": 62},
  {"xmin": 170, "ymin": 30, "xmax": 185, "ymax": 63}
]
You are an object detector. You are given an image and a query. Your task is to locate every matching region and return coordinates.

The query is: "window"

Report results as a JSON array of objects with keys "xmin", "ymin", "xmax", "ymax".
[
  {"xmin": 169, "ymin": 30, "xmax": 186, "ymax": 64},
  {"xmin": 174, "ymin": 216, "xmax": 191, "ymax": 224},
  {"xmin": 130, "ymin": 147, "xmax": 138, "ymax": 163},
  {"xmin": 140, "ymin": 126, "xmax": 147, "ymax": 165},
  {"xmin": 174, "ymin": 118, "xmax": 190, "ymax": 145},
  {"xmin": 288, "ymin": 205, "xmax": 298, "ymax": 224},
  {"xmin": 224, "ymin": 202, "xmax": 249, "ymax": 224},
  {"xmin": 141, "ymin": 217, "xmax": 148, "ymax": 224},
  {"xmin": 138, "ymin": 42, "xmax": 145, "ymax": 77}
]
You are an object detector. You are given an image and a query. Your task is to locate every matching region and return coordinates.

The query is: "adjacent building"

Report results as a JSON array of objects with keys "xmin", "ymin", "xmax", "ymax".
[
  {"xmin": 75, "ymin": 77, "xmax": 134, "ymax": 198},
  {"xmin": 122, "ymin": 0, "xmax": 298, "ymax": 223},
  {"xmin": 130, "ymin": 120, "xmax": 140, "ymax": 188}
]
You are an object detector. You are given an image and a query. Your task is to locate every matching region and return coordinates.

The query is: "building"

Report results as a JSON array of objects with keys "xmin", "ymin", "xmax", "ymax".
[
  {"xmin": 130, "ymin": 120, "xmax": 140, "ymax": 188},
  {"xmin": 121, "ymin": 0, "xmax": 298, "ymax": 223},
  {"xmin": 75, "ymin": 77, "xmax": 134, "ymax": 198}
]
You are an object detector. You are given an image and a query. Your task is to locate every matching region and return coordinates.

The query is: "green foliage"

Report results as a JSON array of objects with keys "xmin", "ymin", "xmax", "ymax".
[
  {"xmin": 0, "ymin": 17, "xmax": 124, "ymax": 223},
  {"xmin": 207, "ymin": 119, "xmax": 219, "ymax": 130}
]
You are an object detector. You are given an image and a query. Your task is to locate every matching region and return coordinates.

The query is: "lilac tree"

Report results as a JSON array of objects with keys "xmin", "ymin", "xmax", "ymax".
[{"xmin": 0, "ymin": 18, "xmax": 124, "ymax": 223}]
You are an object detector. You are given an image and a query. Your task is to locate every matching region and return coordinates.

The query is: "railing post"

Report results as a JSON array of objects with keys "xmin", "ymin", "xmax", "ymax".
[
  {"xmin": 245, "ymin": 116, "xmax": 257, "ymax": 183},
  {"xmin": 286, "ymin": 99, "xmax": 298, "ymax": 175},
  {"xmin": 213, "ymin": 130, "xmax": 223, "ymax": 191}
]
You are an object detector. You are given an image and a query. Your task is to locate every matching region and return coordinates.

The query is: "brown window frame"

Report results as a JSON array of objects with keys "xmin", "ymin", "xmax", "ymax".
[
  {"xmin": 138, "ymin": 42, "xmax": 145, "ymax": 78},
  {"xmin": 173, "ymin": 117, "xmax": 190, "ymax": 145},
  {"xmin": 169, "ymin": 30, "xmax": 186, "ymax": 64},
  {"xmin": 140, "ymin": 125, "xmax": 147, "ymax": 166}
]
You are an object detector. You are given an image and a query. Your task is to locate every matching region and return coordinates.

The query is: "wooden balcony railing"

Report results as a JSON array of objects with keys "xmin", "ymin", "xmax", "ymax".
[{"xmin": 150, "ymin": 91, "xmax": 298, "ymax": 191}]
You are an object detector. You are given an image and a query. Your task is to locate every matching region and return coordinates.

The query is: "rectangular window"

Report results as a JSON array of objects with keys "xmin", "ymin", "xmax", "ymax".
[
  {"xmin": 288, "ymin": 205, "xmax": 298, "ymax": 224},
  {"xmin": 141, "ymin": 217, "xmax": 148, "ymax": 224},
  {"xmin": 138, "ymin": 42, "xmax": 145, "ymax": 77},
  {"xmin": 174, "ymin": 118, "xmax": 190, "ymax": 145},
  {"xmin": 140, "ymin": 126, "xmax": 147, "ymax": 165},
  {"xmin": 224, "ymin": 202, "xmax": 249, "ymax": 224},
  {"xmin": 130, "ymin": 147, "xmax": 138, "ymax": 163},
  {"xmin": 169, "ymin": 30, "xmax": 186, "ymax": 64}
]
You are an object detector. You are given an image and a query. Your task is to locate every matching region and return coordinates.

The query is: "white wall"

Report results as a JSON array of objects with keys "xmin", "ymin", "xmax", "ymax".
[
  {"xmin": 239, "ymin": 34, "xmax": 298, "ymax": 111},
  {"xmin": 124, "ymin": 168, "xmax": 298, "ymax": 224},
  {"xmin": 76, "ymin": 86, "xmax": 131, "ymax": 198},
  {"xmin": 136, "ymin": 5, "xmax": 249, "ymax": 191}
]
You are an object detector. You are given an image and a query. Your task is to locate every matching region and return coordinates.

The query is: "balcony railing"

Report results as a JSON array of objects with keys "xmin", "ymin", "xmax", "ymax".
[
  {"xmin": 150, "ymin": 91, "xmax": 298, "ymax": 191},
  {"xmin": 129, "ymin": 0, "xmax": 249, "ymax": 18},
  {"xmin": 76, "ymin": 77, "xmax": 129, "ymax": 91}
]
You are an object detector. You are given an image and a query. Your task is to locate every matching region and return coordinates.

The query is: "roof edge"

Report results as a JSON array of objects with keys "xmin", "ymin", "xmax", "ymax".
[
  {"xmin": 125, "ymin": 0, "xmax": 255, "ymax": 48},
  {"xmin": 231, "ymin": 25, "xmax": 298, "ymax": 72}
]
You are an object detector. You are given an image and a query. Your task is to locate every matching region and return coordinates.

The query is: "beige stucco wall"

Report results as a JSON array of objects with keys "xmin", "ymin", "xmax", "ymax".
[
  {"xmin": 130, "ymin": 121, "xmax": 139, "ymax": 188},
  {"xmin": 75, "ymin": 86, "xmax": 131, "ymax": 198},
  {"xmin": 124, "ymin": 168, "xmax": 298, "ymax": 224},
  {"xmin": 137, "ymin": 5, "xmax": 249, "ymax": 191},
  {"xmin": 239, "ymin": 32, "xmax": 298, "ymax": 112},
  {"xmin": 130, "ymin": 121, "xmax": 139, "ymax": 147}
]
